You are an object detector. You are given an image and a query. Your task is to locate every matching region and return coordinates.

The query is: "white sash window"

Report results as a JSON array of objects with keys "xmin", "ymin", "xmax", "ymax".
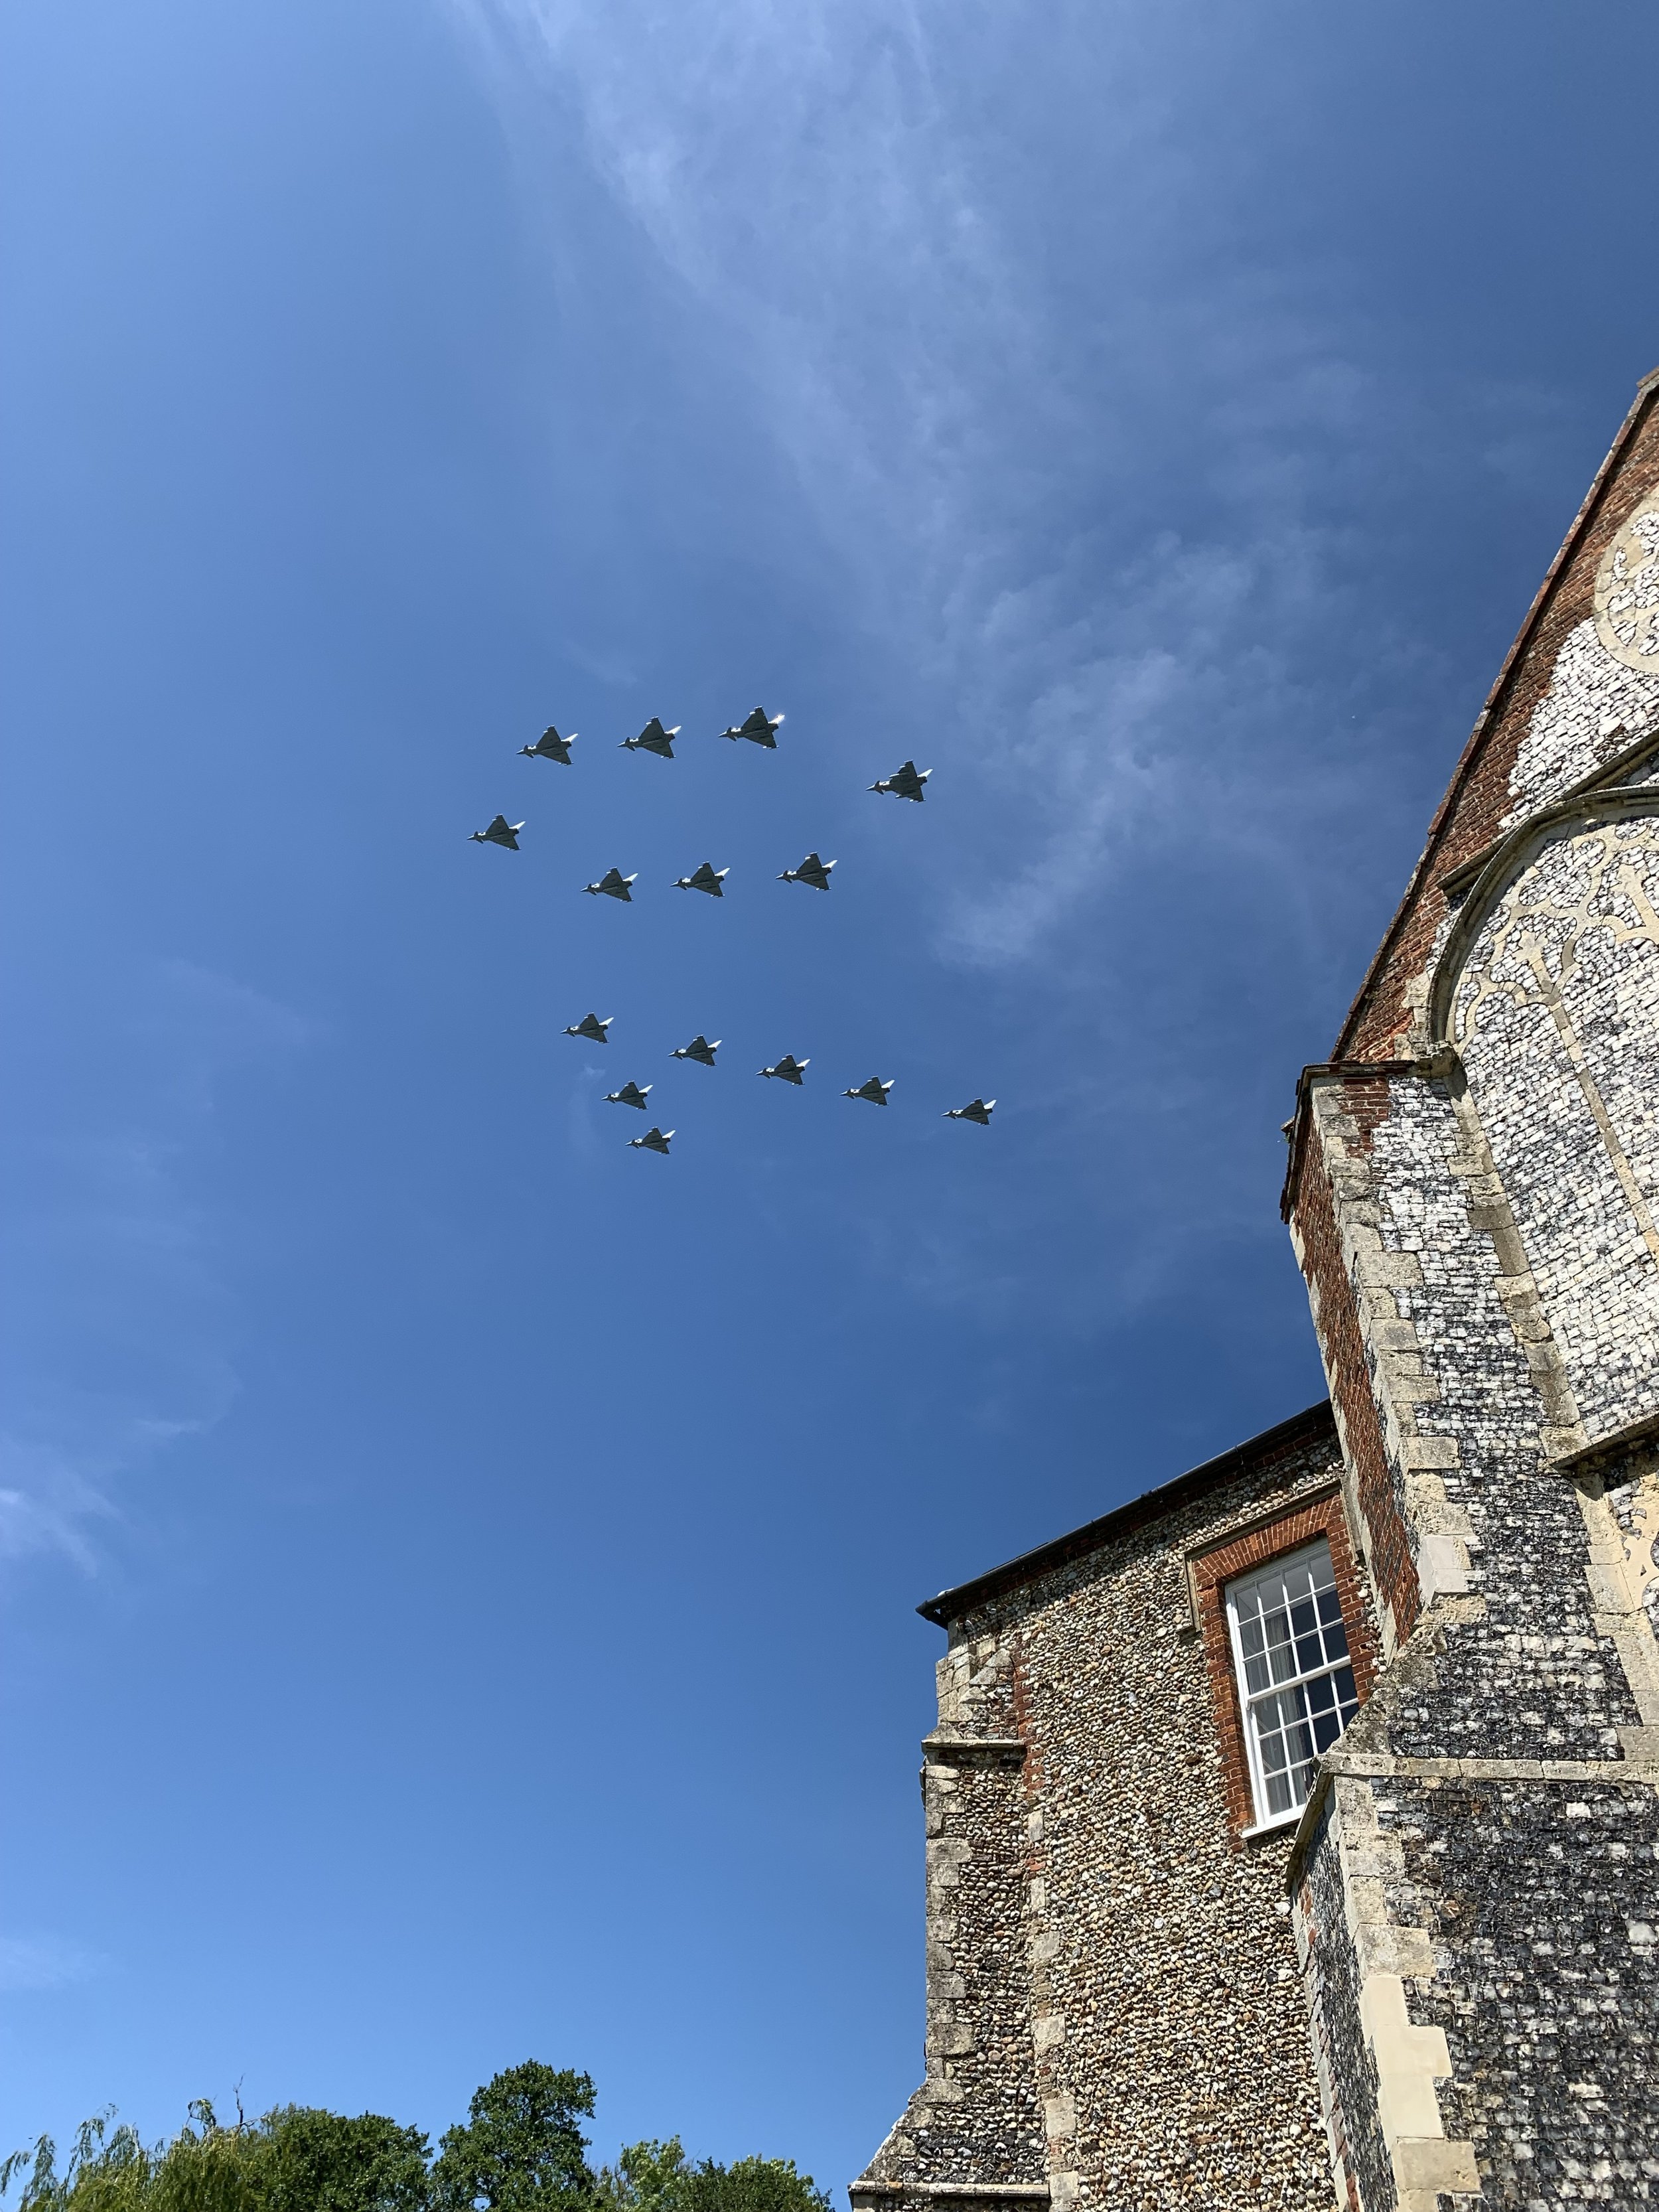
[{"xmin": 1226, "ymin": 1538, "xmax": 1358, "ymax": 1828}]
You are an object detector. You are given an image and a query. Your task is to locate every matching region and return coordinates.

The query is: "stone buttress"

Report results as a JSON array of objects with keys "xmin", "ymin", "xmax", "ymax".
[{"xmin": 1283, "ymin": 367, "xmax": 1659, "ymax": 2209}]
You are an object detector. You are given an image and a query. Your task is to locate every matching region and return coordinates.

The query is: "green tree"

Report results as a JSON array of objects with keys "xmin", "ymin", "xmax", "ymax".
[
  {"xmin": 0, "ymin": 2102, "xmax": 265, "ymax": 2212},
  {"xmin": 3, "ymin": 2070, "xmax": 829, "ymax": 2212},
  {"xmin": 430, "ymin": 2065, "xmax": 596, "ymax": 2212},
  {"xmin": 259, "ymin": 2108, "xmax": 431, "ymax": 2212},
  {"xmin": 1, "ymin": 2102, "xmax": 430, "ymax": 2212},
  {"xmin": 597, "ymin": 2145, "xmax": 830, "ymax": 2212},
  {"xmin": 594, "ymin": 2139, "xmax": 688, "ymax": 2212},
  {"xmin": 679, "ymin": 2158, "xmax": 831, "ymax": 2212}
]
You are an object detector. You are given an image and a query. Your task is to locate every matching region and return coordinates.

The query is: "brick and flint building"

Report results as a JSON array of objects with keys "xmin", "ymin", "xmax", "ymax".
[{"xmin": 853, "ymin": 368, "xmax": 1659, "ymax": 2208}]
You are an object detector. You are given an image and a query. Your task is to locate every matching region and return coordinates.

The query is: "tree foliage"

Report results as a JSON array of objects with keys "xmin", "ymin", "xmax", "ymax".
[
  {"xmin": 430, "ymin": 2066, "xmax": 595, "ymax": 2212},
  {"xmin": 1, "ymin": 2071, "xmax": 829, "ymax": 2212},
  {"xmin": 1, "ymin": 2103, "xmax": 435, "ymax": 2212},
  {"xmin": 261, "ymin": 2108, "xmax": 433, "ymax": 2212},
  {"xmin": 597, "ymin": 2141, "xmax": 830, "ymax": 2212}
]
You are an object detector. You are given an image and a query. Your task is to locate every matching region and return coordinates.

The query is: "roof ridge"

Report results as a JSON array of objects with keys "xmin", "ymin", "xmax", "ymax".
[
  {"xmin": 916, "ymin": 1399, "xmax": 1334, "ymax": 1627},
  {"xmin": 1331, "ymin": 368, "xmax": 1659, "ymax": 1061}
]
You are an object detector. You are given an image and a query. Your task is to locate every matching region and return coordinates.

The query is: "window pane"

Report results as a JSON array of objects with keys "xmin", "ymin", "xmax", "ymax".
[{"xmin": 1228, "ymin": 1537, "xmax": 1361, "ymax": 1826}]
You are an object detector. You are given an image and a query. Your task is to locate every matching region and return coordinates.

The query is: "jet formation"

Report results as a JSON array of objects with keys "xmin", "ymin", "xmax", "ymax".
[{"xmin": 475, "ymin": 705, "xmax": 996, "ymax": 1149}]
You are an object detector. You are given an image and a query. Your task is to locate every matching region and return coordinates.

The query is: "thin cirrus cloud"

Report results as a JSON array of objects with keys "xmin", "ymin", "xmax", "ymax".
[
  {"xmin": 447, "ymin": 0, "xmax": 1479, "ymax": 983},
  {"xmin": 0, "ymin": 1935, "xmax": 108, "ymax": 1996},
  {"xmin": 0, "ymin": 962, "xmax": 308, "ymax": 1573}
]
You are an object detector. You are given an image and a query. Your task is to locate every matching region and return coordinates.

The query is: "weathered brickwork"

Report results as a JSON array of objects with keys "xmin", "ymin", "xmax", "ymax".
[
  {"xmin": 859, "ymin": 372, "xmax": 1659, "ymax": 2212},
  {"xmin": 1285, "ymin": 1088, "xmax": 1423, "ymax": 1651}
]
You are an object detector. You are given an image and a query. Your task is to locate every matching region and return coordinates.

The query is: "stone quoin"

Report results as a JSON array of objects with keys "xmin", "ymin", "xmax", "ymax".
[{"xmin": 853, "ymin": 368, "xmax": 1659, "ymax": 2209}]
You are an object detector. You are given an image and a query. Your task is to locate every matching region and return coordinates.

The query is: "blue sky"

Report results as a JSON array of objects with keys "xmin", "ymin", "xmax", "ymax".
[{"xmin": 2, "ymin": 0, "xmax": 1656, "ymax": 2191}]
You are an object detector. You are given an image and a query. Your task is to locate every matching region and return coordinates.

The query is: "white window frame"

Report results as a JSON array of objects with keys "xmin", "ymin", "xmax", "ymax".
[{"xmin": 1225, "ymin": 1537, "xmax": 1359, "ymax": 1833}]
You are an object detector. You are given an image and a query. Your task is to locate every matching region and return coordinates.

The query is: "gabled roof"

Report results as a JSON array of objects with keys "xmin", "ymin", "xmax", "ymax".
[
  {"xmin": 916, "ymin": 1400, "xmax": 1336, "ymax": 1627},
  {"xmin": 1333, "ymin": 366, "xmax": 1659, "ymax": 1061}
]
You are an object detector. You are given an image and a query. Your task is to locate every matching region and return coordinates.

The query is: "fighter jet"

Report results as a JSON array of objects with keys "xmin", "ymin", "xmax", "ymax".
[
  {"xmin": 520, "ymin": 725, "xmax": 575, "ymax": 764},
  {"xmin": 944, "ymin": 1098, "xmax": 995, "ymax": 1126},
  {"xmin": 563, "ymin": 1012, "xmax": 613, "ymax": 1044},
  {"xmin": 777, "ymin": 851, "xmax": 836, "ymax": 891},
  {"xmin": 583, "ymin": 869, "xmax": 638, "ymax": 901},
  {"xmin": 620, "ymin": 717, "xmax": 680, "ymax": 759},
  {"xmin": 674, "ymin": 863, "xmax": 729, "ymax": 897},
  {"xmin": 671, "ymin": 1035, "xmax": 721, "ymax": 1067},
  {"xmin": 605, "ymin": 1080, "xmax": 653, "ymax": 1111},
  {"xmin": 870, "ymin": 760, "xmax": 931, "ymax": 802},
  {"xmin": 721, "ymin": 706, "xmax": 784, "ymax": 748},
  {"xmin": 629, "ymin": 1126, "xmax": 674, "ymax": 1155},
  {"xmin": 844, "ymin": 1076, "xmax": 895, "ymax": 1106},
  {"xmin": 758, "ymin": 1055, "xmax": 809, "ymax": 1085},
  {"xmin": 470, "ymin": 815, "xmax": 524, "ymax": 849}
]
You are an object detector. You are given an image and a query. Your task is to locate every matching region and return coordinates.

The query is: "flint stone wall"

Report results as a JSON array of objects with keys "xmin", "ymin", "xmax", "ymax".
[
  {"xmin": 1394, "ymin": 1775, "xmax": 1659, "ymax": 2203},
  {"xmin": 1451, "ymin": 810, "xmax": 1659, "ymax": 1451},
  {"xmin": 855, "ymin": 1418, "xmax": 1362, "ymax": 2212}
]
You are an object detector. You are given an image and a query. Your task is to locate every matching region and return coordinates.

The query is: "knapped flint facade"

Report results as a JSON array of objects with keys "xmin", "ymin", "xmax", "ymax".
[{"xmin": 854, "ymin": 368, "xmax": 1659, "ymax": 2209}]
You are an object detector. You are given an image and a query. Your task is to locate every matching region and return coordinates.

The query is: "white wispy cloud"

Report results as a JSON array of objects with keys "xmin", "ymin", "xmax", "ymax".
[
  {"xmin": 0, "ymin": 962, "xmax": 308, "ymax": 1571},
  {"xmin": 447, "ymin": 0, "xmax": 1454, "ymax": 978},
  {"xmin": 0, "ymin": 1933, "xmax": 108, "ymax": 1994}
]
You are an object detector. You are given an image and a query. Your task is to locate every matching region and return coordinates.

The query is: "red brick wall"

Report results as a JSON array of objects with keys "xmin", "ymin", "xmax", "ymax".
[
  {"xmin": 1192, "ymin": 1491, "xmax": 1378, "ymax": 1842},
  {"xmin": 1338, "ymin": 385, "xmax": 1659, "ymax": 1061},
  {"xmin": 1289, "ymin": 1100, "xmax": 1421, "ymax": 1647}
]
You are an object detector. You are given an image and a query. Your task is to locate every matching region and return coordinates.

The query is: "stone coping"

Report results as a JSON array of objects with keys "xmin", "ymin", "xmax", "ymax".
[
  {"xmin": 1548, "ymin": 1402, "xmax": 1659, "ymax": 1479},
  {"xmin": 1285, "ymin": 1747, "xmax": 1659, "ymax": 1891},
  {"xmin": 850, "ymin": 2187, "xmax": 1051, "ymax": 2201},
  {"xmin": 921, "ymin": 1734, "xmax": 1027, "ymax": 1763}
]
